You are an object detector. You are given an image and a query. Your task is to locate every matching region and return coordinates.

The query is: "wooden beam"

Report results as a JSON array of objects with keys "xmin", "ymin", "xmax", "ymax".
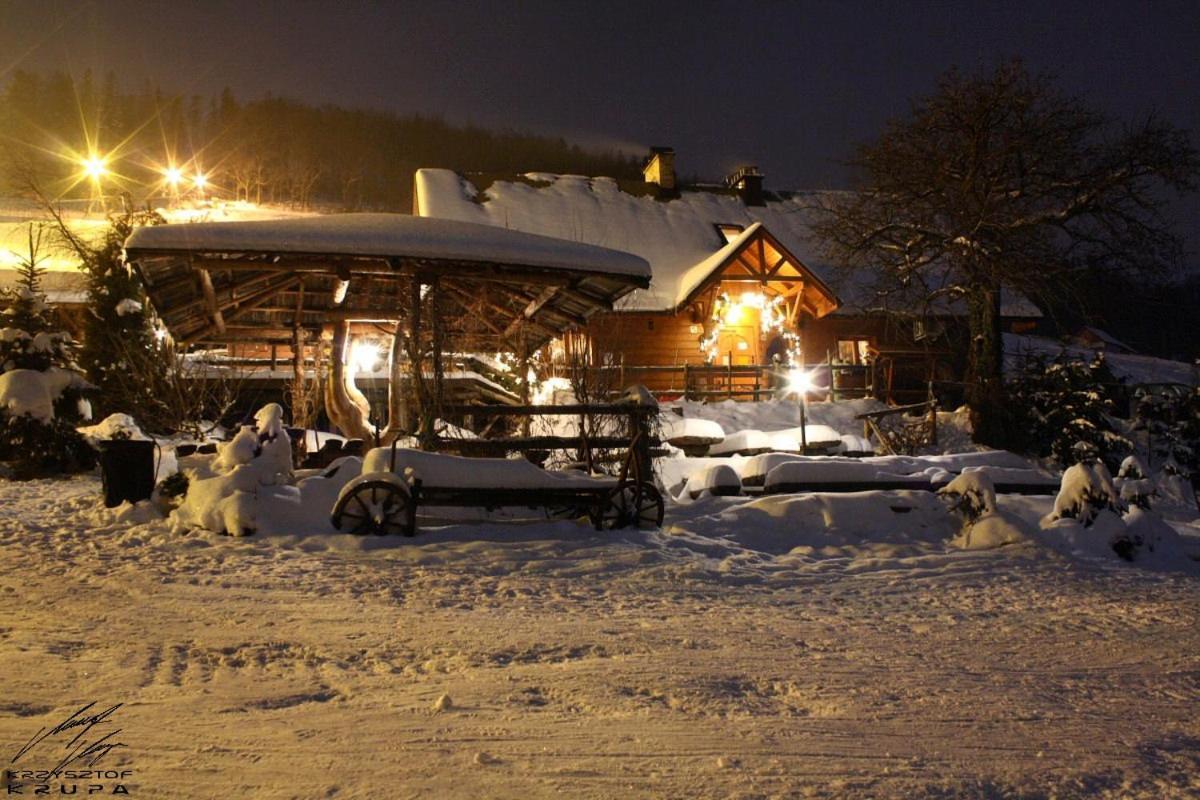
[
  {"xmin": 181, "ymin": 276, "xmax": 301, "ymax": 344},
  {"xmin": 196, "ymin": 267, "xmax": 226, "ymax": 334}
]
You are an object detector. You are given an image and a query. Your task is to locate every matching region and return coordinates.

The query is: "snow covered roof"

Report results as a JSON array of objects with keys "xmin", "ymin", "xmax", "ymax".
[
  {"xmin": 1005, "ymin": 333, "xmax": 1196, "ymax": 386},
  {"xmin": 125, "ymin": 213, "xmax": 650, "ymax": 280},
  {"xmin": 124, "ymin": 214, "xmax": 650, "ymax": 350},
  {"xmin": 414, "ymin": 169, "xmax": 1041, "ymax": 318}
]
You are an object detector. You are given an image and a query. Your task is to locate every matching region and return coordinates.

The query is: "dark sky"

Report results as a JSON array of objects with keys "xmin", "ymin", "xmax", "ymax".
[{"xmin": 1, "ymin": 0, "xmax": 1198, "ymax": 191}]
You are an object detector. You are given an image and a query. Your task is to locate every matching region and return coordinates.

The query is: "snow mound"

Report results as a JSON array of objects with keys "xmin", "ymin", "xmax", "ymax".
[
  {"xmin": 709, "ymin": 429, "xmax": 772, "ymax": 456},
  {"xmin": 764, "ymin": 461, "xmax": 930, "ymax": 491},
  {"xmin": 764, "ymin": 425, "xmax": 843, "ymax": 451},
  {"xmin": 955, "ymin": 511, "xmax": 1032, "ymax": 550},
  {"xmin": 658, "ymin": 415, "xmax": 725, "ymax": 448},
  {"xmin": 172, "ymin": 409, "xmax": 295, "ymax": 536},
  {"xmin": 682, "ymin": 464, "xmax": 742, "ymax": 499},
  {"xmin": 694, "ymin": 490, "xmax": 956, "ymax": 556},
  {"xmin": 0, "ymin": 367, "xmax": 84, "ymax": 422},
  {"xmin": 78, "ymin": 413, "xmax": 149, "ymax": 442}
]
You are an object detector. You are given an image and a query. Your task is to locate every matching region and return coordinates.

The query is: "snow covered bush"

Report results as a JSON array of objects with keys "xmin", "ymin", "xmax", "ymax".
[
  {"xmin": 0, "ymin": 224, "xmax": 96, "ymax": 478},
  {"xmin": 0, "ymin": 413, "xmax": 97, "ymax": 479},
  {"xmin": 1006, "ymin": 351, "xmax": 1131, "ymax": 470},
  {"xmin": 1133, "ymin": 384, "xmax": 1200, "ymax": 480},
  {"xmin": 938, "ymin": 470, "xmax": 1030, "ymax": 550},
  {"xmin": 173, "ymin": 404, "xmax": 293, "ymax": 535},
  {"xmin": 1050, "ymin": 462, "xmax": 1121, "ymax": 526},
  {"xmin": 1116, "ymin": 455, "xmax": 1156, "ymax": 510}
]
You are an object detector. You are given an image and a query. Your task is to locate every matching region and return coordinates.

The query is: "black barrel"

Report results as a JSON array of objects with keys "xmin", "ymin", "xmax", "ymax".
[{"xmin": 98, "ymin": 439, "xmax": 157, "ymax": 508}]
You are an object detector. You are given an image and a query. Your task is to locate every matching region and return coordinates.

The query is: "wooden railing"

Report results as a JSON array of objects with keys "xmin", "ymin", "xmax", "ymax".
[
  {"xmin": 438, "ymin": 402, "xmax": 659, "ymax": 479},
  {"xmin": 855, "ymin": 399, "xmax": 938, "ymax": 456},
  {"xmin": 549, "ymin": 362, "xmax": 876, "ymax": 402}
]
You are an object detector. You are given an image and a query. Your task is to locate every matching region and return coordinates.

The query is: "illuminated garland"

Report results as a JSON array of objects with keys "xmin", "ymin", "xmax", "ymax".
[{"xmin": 699, "ymin": 291, "xmax": 802, "ymax": 364}]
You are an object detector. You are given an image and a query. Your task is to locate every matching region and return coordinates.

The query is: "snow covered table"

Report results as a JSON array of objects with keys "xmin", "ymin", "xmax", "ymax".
[{"xmin": 331, "ymin": 444, "xmax": 664, "ymax": 536}]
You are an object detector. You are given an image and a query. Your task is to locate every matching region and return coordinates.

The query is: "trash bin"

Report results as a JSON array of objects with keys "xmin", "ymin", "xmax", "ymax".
[{"xmin": 98, "ymin": 439, "xmax": 158, "ymax": 508}]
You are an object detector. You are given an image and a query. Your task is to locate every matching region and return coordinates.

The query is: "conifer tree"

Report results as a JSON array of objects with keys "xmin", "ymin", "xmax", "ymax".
[{"xmin": 0, "ymin": 224, "xmax": 95, "ymax": 477}]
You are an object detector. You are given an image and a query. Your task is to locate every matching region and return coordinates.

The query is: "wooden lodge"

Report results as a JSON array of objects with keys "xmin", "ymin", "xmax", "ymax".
[{"xmin": 414, "ymin": 149, "xmax": 1043, "ymax": 404}]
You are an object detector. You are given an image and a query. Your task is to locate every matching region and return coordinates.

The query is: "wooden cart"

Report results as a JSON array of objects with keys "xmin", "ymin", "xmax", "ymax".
[{"xmin": 330, "ymin": 436, "xmax": 664, "ymax": 537}]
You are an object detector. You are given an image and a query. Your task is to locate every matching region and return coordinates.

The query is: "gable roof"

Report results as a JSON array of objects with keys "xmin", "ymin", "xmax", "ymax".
[
  {"xmin": 414, "ymin": 169, "xmax": 1042, "ymax": 319},
  {"xmin": 123, "ymin": 214, "xmax": 650, "ymax": 350}
]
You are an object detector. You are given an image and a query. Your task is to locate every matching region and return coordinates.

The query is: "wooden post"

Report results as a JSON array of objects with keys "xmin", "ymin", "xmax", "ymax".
[
  {"xmin": 407, "ymin": 275, "xmax": 429, "ymax": 448},
  {"xmin": 386, "ymin": 319, "xmax": 408, "ymax": 437},
  {"xmin": 290, "ymin": 326, "xmax": 306, "ymax": 432},
  {"xmin": 429, "ymin": 277, "xmax": 446, "ymax": 449},
  {"xmin": 684, "ymin": 363, "xmax": 692, "ymax": 401},
  {"xmin": 631, "ymin": 409, "xmax": 652, "ymax": 485},
  {"xmin": 518, "ymin": 337, "xmax": 531, "ymax": 437},
  {"xmin": 322, "ymin": 320, "xmax": 373, "ymax": 441}
]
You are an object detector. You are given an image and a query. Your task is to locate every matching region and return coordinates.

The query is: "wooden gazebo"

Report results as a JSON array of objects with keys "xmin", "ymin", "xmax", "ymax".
[{"xmin": 124, "ymin": 214, "xmax": 650, "ymax": 441}]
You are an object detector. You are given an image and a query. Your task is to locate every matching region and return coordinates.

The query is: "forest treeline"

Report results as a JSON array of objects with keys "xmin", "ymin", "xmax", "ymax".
[{"xmin": 0, "ymin": 70, "xmax": 642, "ymax": 210}]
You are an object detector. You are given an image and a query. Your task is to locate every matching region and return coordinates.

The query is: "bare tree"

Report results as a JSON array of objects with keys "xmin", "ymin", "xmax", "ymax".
[{"xmin": 813, "ymin": 61, "xmax": 1197, "ymax": 445}]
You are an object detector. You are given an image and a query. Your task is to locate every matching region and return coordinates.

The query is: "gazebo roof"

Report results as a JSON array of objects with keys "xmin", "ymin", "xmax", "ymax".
[{"xmin": 124, "ymin": 213, "xmax": 651, "ymax": 348}]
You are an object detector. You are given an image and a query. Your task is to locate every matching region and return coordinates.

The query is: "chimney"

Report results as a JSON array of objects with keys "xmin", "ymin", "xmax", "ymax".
[
  {"xmin": 726, "ymin": 165, "xmax": 764, "ymax": 206},
  {"xmin": 642, "ymin": 147, "xmax": 676, "ymax": 191}
]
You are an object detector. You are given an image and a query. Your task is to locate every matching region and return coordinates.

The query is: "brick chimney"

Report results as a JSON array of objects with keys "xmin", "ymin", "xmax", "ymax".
[
  {"xmin": 642, "ymin": 147, "xmax": 676, "ymax": 191},
  {"xmin": 726, "ymin": 165, "xmax": 764, "ymax": 206}
]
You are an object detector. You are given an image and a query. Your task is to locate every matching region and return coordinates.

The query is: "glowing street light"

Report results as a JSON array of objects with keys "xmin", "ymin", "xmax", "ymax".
[
  {"xmin": 786, "ymin": 368, "xmax": 814, "ymax": 397},
  {"xmin": 81, "ymin": 154, "xmax": 108, "ymax": 181},
  {"xmin": 163, "ymin": 166, "xmax": 184, "ymax": 186},
  {"xmin": 787, "ymin": 368, "xmax": 814, "ymax": 452},
  {"xmin": 193, "ymin": 172, "xmax": 209, "ymax": 191}
]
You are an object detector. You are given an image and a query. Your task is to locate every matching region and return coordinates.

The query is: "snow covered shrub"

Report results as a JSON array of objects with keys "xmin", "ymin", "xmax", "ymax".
[
  {"xmin": 0, "ymin": 223, "xmax": 91, "ymax": 422},
  {"xmin": 0, "ymin": 225, "xmax": 97, "ymax": 478},
  {"xmin": 173, "ymin": 404, "xmax": 294, "ymax": 535},
  {"xmin": 157, "ymin": 471, "xmax": 189, "ymax": 500},
  {"xmin": 0, "ymin": 412, "xmax": 96, "ymax": 479},
  {"xmin": 1133, "ymin": 384, "xmax": 1200, "ymax": 479},
  {"xmin": 937, "ymin": 470, "xmax": 1029, "ymax": 549},
  {"xmin": 1006, "ymin": 352, "xmax": 1131, "ymax": 470},
  {"xmin": 1116, "ymin": 455, "xmax": 1156, "ymax": 510},
  {"xmin": 1050, "ymin": 462, "xmax": 1119, "ymax": 526},
  {"xmin": 938, "ymin": 470, "xmax": 996, "ymax": 525}
]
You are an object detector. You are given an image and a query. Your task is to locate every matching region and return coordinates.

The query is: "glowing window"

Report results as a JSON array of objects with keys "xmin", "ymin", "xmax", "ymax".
[{"xmin": 837, "ymin": 338, "xmax": 872, "ymax": 365}]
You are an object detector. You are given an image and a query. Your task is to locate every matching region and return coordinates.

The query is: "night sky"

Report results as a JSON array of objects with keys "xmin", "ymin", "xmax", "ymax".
[{"xmin": 2, "ymin": 1, "xmax": 1197, "ymax": 199}]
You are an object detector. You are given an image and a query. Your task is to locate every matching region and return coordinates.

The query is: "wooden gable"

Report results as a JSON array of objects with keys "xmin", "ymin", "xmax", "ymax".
[{"xmin": 677, "ymin": 225, "xmax": 840, "ymax": 321}]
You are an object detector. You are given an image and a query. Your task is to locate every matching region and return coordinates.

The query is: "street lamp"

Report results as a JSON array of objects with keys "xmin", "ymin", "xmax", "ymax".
[
  {"xmin": 163, "ymin": 166, "xmax": 183, "ymax": 187},
  {"xmin": 81, "ymin": 154, "xmax": 108, "ymax": 181},
  {"xmin": 787, "ymin": 368, "xmax": 814, "ymax": 452}
]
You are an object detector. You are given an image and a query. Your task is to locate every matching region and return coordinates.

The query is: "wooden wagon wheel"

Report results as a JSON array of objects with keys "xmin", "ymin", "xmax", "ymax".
[
  {"xmin": 331, "ymin": 480, "xmax": 413, "ymax": 536},
  {"xmin": 593, "ymin": 481, "xmax": 664, "ymax": 530}
]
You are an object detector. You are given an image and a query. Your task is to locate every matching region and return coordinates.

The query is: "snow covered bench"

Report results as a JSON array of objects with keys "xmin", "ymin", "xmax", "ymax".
[
  {"xmin": 330, "ymin": 445, "xmax": 664, "ymax": 536},
  {"xmin": 742, "ymin": 451, "xmax": 1060, "ymax": 495}
]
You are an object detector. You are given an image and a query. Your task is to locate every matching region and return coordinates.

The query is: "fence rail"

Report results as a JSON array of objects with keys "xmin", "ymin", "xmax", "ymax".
[{"xmin": 549, "ymin": 362, "xmax": 877, "ymax": 402}]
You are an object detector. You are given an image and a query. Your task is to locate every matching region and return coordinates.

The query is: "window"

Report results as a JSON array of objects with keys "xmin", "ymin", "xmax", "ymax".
[{"xmin": 837, "ymin": 338, "xmax": 872, "ymax": 365}]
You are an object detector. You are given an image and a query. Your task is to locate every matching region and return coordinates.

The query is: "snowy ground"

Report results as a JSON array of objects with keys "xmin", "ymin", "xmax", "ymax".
[{"xmin": 3, "ymin": 474, "xmax": 1199, "ymax": 799}]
